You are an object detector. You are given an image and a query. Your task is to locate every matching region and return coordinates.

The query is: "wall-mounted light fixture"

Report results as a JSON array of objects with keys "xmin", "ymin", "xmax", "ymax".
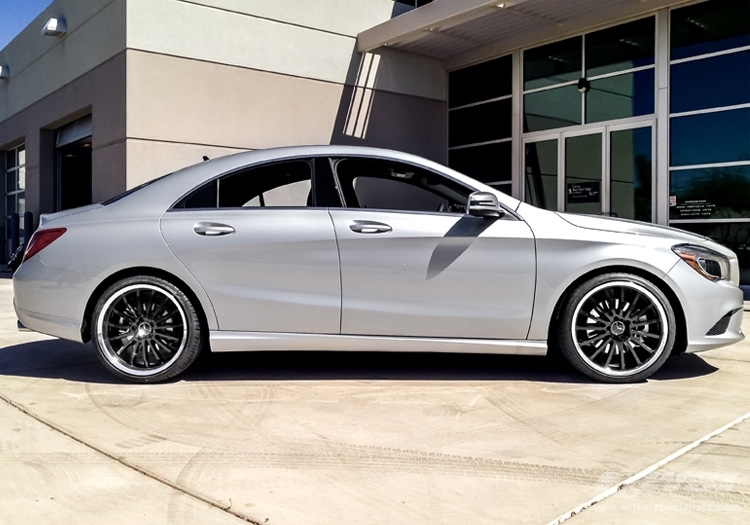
[
  {"xmin": 0, "ymin": 65, "xmax": 9, "ymax": 80},
  {"xmin": 41, "ymin": 17, "xmax": 67, "ymax": 37},
  {"xmin": 577, "ymin": 77, "xmax": 591, "ymax": 94}
]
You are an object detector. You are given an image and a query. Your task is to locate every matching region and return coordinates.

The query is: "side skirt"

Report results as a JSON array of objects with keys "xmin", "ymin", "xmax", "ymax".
[{"xmin": 209, "ymin": 331, "xmax": 548, "ymax": 356}]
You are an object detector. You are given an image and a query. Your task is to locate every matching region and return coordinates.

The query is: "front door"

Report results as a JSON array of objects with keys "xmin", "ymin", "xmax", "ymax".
[{"xmin": 328, "ymin": 156, "xmax": 536, "ymax": 340}]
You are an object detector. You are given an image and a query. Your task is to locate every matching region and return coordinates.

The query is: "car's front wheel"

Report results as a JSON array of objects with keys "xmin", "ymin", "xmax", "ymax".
[
  {"xmin": 91, "ymin": 276, "xmax": 203, "ymax": 383},
  {"xmin": 558, "ymin": 273, "xmax": 676, "ymax": 383}
]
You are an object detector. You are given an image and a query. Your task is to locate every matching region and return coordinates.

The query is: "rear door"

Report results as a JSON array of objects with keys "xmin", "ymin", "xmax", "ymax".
[{"xmin": 160, "ymin": 159, "xmax": 341, "ymax": 334}]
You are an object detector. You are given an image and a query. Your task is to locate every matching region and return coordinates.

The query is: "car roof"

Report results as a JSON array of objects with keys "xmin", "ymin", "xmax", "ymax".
[{"xmin": 106, "ymin": 145, "xmax": 521, "ymax": 214}]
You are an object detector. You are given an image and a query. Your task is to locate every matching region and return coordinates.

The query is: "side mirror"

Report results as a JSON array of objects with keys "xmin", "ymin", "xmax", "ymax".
[{"xmin": 467, "ymin": 191, "xmax": 503, "ymax": 219}]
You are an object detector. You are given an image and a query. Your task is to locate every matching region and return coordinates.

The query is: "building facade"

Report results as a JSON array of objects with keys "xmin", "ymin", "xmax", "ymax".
[{"xmin": 1, "ymin": 0, "xmax": 749, "ymax": 295}]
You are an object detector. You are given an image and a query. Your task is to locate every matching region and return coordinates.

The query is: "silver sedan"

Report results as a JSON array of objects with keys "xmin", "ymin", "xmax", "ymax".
[{"xmin": 13, "ymin": 146, "xmax": 744, "ymax": 383}]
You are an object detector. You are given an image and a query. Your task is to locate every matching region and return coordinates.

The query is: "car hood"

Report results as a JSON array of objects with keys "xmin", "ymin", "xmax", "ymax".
[{"xmin": 555, "ymin": 212, "xmax": 709, "ymax": 244}]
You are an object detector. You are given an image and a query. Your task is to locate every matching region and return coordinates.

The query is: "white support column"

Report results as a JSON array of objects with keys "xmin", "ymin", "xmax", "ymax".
[{"xmin": 655, "ymin": 9, "xmax": 671, "ymax": 226}]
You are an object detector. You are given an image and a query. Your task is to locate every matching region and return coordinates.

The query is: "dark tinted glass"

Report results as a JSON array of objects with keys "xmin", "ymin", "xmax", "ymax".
[
  {"xmin": 524, "ymin": 139, "xmax": 557, "ymax": 210},
  {"xmin": 524, "ymin": 36, "xmax": 582, "ymax": 90},
  {"xmin": 334, "ymin": 158, "xmax": 470, "ymax": 212},
  {"xmin": 565, "ymin": 133, "xmax": 602, "ymax": 215},
  {"xmin": 670, "ymin": 164, "xmax": 750, "ymax": 220},
  {"xmin": 449, "ymin": 55, "xmax": 512, "ymax": 108},
  {"xmin": 448, "ymin": 141, "xmax": 511, "ymax": 186},
  {"xmin": 586, "ymin": 69, "xmax": 655, "ymax": 123},
  {"xmin": 586, "ymin": 17, "xmax": 655, "ymax": 77},
  {"xmin": 671, "ymin": 51, "xmax": 750, "ymax": 113},
  {"xmin": 523, "ymin": 85, "xmax": 582, "ymax": 132},
  {"xmin": 175, "ymin": 180, "xmax": 217, "ymax": 208},
  {"xmin": 449, "ymin": 98, "xmax": 512, "ymax": 147},
  {"xmin": 671, "ymin": 1, "xmax": 750, "ymax": 60},
  {"xmin": 611, "ymin": 127, "xmax": 652, "ymax": 222},
  {"xmin": 218, "ymin": 161, "xmax": 311, "ymax": 207},
  {"xmin": 670, "ymin": 108, "xmax": 750, "ymax": 166}
]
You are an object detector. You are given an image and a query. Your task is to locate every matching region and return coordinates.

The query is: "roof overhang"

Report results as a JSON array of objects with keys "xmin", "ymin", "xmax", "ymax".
[{"xmin": 358, "ymin": 0, "xmax": 695, "ymax": 69}]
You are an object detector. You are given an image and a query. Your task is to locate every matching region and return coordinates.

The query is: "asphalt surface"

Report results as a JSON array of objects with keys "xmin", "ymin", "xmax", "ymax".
[{"xmin": 1, "ymin": 274, "xmax": 749, "ymax": 524}]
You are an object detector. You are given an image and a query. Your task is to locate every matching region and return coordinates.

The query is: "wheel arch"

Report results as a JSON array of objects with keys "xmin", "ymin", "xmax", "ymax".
[
  {"xmin": 81, "ymin": 267, "xmax": 212, "ymax": 349},
  {"xmin": 546, "ymin": 265, "xmax": 687, "ymax": 356}
]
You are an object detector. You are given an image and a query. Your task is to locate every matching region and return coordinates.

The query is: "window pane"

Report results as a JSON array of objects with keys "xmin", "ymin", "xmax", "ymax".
[
  {"xmin": 671, "ymin": 51, "xmax": 750, "ymax": 114},
  {"xmin": 6, "ymin": 170, "xmax": 16, "ymax": 193},
  {"xmin": 670, "ymin": 222, "xmax": 750, "ymax": 286},
  {"xmin": 524, "ymin": 36, "xmax": 582, "ymax": 90},
  {"xmin": 670, "ymin": 108, "xmax": 750, "ymax": 166},
  {"xmin": 524, "ymin": 85, "xmax": 581, "ymax": 132},
  {"xmin": 18, "ymin": 147, "xmax": 25, "ymax": 167},
  {"xmin": 449, "ymin": 98, "xmax": 511, "ymax": 147},
  {"xmin": 565, "ymin": 133, "xmax": 602, "ymax": 215},
  {"xmin": 18, "ymin": 166, "xmax": 25, "ymax": 192},
  {"xmin": 335, "ymin": 158, "xmax": 470, "ymax": 213},
  {"xmin": 219, "ymin": 161, "xmax": 311, "ymax": 207},
  {"xmin": 5, "ymin": 150, "xmax": 16, "ymax": 169},
  {"xmin": 449, "ymin": 142, "xmax": 511, "ymax": 186},
  {"xmin": 586, "ymin": 17, "xmax": 655, "ymax": 77},
  {"xmin": 258, "ymin": 179, "xmax": 311, "ymax": 207},
  {"xmin": 670, "ymin": 165, "xmax": 750, "ymax": 220},
  {"xmin": 176, "ymin": 181, "xmax": 217, "ymax": 208},
  {"xmin": 525, "ymin": 139, "xmax": 557, "ymax": 210},
  {"xmin": 611, "ymin": 127, "xmax": 652, "ymax": 222},
  {"xmin": 671, "ymin": 1, "xmax": 750, "ymax": 60},
  {"xmin": 449, "ymin": 55, "xmax": 512, "ymax": 108},
  {"xmin": 586, "ymin": 69, "xmax": 654, "ymax": 123}
]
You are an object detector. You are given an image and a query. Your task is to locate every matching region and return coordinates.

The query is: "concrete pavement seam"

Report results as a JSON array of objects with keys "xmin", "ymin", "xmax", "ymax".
[
  {"xmin": 0, "ymin": 392, "xmax": 263, "ymax": 525},
  {"xmin": 546, "ymin": 408, "xmax": 750, "ymax": 524}
]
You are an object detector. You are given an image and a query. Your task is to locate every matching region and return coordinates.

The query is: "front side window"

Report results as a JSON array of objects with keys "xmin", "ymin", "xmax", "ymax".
[
  {"xmin": 175, "ymin": 160, "xmax": 312, "ymax": 209},
  {"xmin": 333, "ymin": 158, "xmax": 471, "ymax": 214}
]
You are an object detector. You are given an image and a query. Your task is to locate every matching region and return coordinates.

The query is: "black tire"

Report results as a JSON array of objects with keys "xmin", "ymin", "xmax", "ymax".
[
  {"xmin": 91, "ymin": 276, "xmax": 203, "ymax": 383},
  {"xmin": 558, "ymin": 273, "xmax": 676, "ymax": 383}
]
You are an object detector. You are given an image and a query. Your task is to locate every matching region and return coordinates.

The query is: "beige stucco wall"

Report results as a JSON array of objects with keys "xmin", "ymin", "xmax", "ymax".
[
  {"xmin": 0, "ymin": 52, "xmax": 127, "ymax": 219},
  {"xmin": 0, "ymin": 0, "xmax": 125, "ymax": 123},
  {"xmin": 1, "ymin": 0, "xmax": 448, "ymax": 211}
]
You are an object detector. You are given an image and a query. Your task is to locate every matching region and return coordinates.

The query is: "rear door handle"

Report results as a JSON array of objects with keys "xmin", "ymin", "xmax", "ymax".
[
  {"xmin": 193, "ymin": 222, "xmax": 235, "ymax": 236},
  {"xmin": 349, "ymin": 220, "xmax": 392, "ymax": 234}
]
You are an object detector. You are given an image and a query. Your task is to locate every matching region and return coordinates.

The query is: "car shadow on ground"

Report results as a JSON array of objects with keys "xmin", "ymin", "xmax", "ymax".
[{"xmin": 0, "ymin": 338, "xmax": 719, "ymax": 385}]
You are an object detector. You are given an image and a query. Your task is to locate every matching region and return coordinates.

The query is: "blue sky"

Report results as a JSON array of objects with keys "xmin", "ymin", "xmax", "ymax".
[{"xmin": 0, "ymin": 0, "xmax": 52, "ymax": 49}]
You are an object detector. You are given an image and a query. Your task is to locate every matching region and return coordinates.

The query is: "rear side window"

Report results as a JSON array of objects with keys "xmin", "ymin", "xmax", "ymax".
[{"xmin": 174, "ymin": 160, "xmax": 312, "ymax": 209}]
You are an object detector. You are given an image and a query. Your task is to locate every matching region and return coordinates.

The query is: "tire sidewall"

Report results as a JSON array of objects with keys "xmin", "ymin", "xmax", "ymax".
[
  {"xmin": 91, "ymin": 275, "xmax": 203, "ymax": 383},
  {"xmin": 558, "ymin": 273, "xmax": 676, "ymax": 383}
]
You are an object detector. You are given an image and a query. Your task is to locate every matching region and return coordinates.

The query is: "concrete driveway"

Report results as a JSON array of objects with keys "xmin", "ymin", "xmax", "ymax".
[{"xmin": 1, "ymin": 276, "xmax": 748, "ymax": 524}]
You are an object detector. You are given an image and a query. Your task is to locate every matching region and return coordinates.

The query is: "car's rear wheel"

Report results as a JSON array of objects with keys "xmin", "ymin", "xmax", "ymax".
[
  {"xmin": 558, "ymin": 273, "xmax": 675, "ymax": 383},
  {"xmin": 92, "ymin": 276, "xmax": 203, "ymax": 383}
]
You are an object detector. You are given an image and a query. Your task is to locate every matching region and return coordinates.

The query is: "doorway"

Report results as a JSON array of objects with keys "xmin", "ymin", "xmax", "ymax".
[
  {"xmin": 523, "ymin": 121, "xmax": 654, "ymax": 221},
  {"xmin": 55, "ymin": 115, "xmax": 93, "ymax": 211}
]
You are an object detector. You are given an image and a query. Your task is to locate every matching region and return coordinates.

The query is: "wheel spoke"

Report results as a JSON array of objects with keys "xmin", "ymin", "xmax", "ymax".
[
  {"xmin": 98, "ymin": 282, "xmax": 190, "ymax": 375},
  {"xmin": 570, "ymin": 279, "xmax": 671, "ymax": 377}
]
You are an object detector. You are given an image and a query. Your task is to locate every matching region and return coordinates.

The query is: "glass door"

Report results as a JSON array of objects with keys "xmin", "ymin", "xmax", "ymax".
[
  {"xmin": 523, "ymin": 120, "xmax": 654, "ymax": 221},
  {"xmin": 565, "ymin": 131, "xmax": 603, "ymax": 215}
]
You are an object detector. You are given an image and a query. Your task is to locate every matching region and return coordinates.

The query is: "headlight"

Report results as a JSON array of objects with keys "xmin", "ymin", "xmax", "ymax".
[{"xmin": 672, "ymin": 244, "xmax": 730, "ymax": 282}]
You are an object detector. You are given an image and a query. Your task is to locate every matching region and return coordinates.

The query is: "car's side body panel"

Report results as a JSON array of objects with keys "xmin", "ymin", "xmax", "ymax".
[
  {"xmin": 330, "ymin": 209, "xmax": 536, "ymax": 339},
  {"xmin": 160, "ymin": 208, "xmax": 341, "ymax": 334},
  {"xmin": 208, "ymin": 331, "xmax": 547, "ymax": 355}
]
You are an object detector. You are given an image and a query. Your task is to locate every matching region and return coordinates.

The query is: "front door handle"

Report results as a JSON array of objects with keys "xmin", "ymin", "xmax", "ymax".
[
  {"xmin": 193, "ymin": 222, "xmax": 235, "ymax": 236},
  {"xmin": 349, "ymin": 220, "xmax": 392, "ymax": 234}
]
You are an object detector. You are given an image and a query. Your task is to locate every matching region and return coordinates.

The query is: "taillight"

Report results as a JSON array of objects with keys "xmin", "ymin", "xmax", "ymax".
[{"xmin": 22, "ymin": 228, "xmax": 67, "ymax": 262}]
